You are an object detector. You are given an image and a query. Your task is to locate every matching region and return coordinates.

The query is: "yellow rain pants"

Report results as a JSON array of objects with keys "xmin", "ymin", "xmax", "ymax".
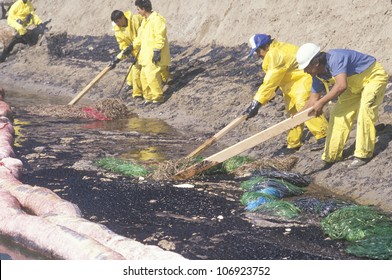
[
  {"xmin": 127, "ymin": 63, "xmax": 143, "ymax": 98},
  {"xmin": 113, "ymin": 11, "xmax": 143, "ymax": 97},
  {"xmin": 140, "ymin": 63, "xmax": 164, "ymax": 103},
  {"xmin": 321, "ymin": 62, "xmax": 388, "ymax": 162},
  {"xmin": 133, "ymin": 11, "xmax": 171, "ymax": 103},
  {"xmin": 7, "ymin": 0, "xmax": 42, "ymax": 36},
  {"xmin": 254, "ymin": 41, "xmax": 328, "ymax": 148}
]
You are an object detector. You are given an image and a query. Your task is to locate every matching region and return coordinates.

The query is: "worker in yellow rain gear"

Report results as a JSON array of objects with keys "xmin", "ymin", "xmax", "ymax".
[
  {"xmin": 243, "ymin": 34, "xmax": 329, "ymax": 155},
  {"xmin": 1, "ymin": 0, "xmax": 44, "ymax": 62},
  {"xmin": 109, "ymin": 10, "xmax": 144, "ymax": 101},
  {"xmin": 296, "ymin": 43, "xmax": 388, "ymax": 168},
  {"xmin": 7, "ymin": 0, "xmax": 42, "ymax": 36},
  {"xmin": 133, "ymin": 0, "xmax": 171, "ymax": 107}
]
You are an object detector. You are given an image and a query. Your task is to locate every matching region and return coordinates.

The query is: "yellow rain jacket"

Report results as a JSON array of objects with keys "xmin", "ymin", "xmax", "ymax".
[
  {"xmin": 133, "ymin": 11, "xmax": 170, "ymax": 67},
  {"xmin": 253, "ymin": 40, "xmax": 328, "ymax": 148},
  {"xmin": 133, "ymin": 11, "xmax": 171, "ymax": 103},
  {"xmin": 7, "ymin": 0, "xmax": 42, "ymax": 35},
  {"xmin": 113, "ymin": 11, "xmax": 143, "ymax": 60}
]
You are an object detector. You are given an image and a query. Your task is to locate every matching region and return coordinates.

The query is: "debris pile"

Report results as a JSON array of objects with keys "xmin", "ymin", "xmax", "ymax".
[{"xmin": 24, "ymin": 98, "xmax": 129, "ymax": 120}]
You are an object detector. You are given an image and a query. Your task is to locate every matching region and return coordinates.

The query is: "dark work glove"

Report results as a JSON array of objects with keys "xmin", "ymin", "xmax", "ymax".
[
  {"xmin": 16, "ymin": 19, "xmax": 24, "ymax": 25},
  {"xmin": 152, "ymin": 49, "xmax": 161, "ymax": 63},
  {"xmin": 122, "ymin": 44, "xmax": 133, "ymax": 57},
  {"xmin": 243, "ymin": 100, "xmax": 261, "ymax": 120},
  {"xmin": 25, "ymin": 13, "xmax": 32, "ymax": 24},
  {"xmin": 37, "ymin": 23, "xmax": 45, "ymax": 33},
  {"xmin": 109, "ymin": 57, "xmax": 121, "ymax": 70}
]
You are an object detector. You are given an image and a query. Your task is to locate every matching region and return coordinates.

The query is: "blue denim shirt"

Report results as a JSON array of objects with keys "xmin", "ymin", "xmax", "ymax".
[{"xmin": 312, "ymin": 49, "xmax": 376, "ymax": 93}]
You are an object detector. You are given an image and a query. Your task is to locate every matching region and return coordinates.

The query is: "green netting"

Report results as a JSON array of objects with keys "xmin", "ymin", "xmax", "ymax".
[
  {"xmin": 240, "ymin": 191, "xmax": 276, "ymax": 206},
  {"xmin": 203, "ymin": 155, "xmax": 254, "ymax": 175},
  {"xmin": 240, "ymin": 177, "xmax": 306, "ymax": 196},
  {"xmin": 255, "ymin": 169, "xmax": 310, "ymax": 187},
  {"xmin": 293, "ymin": 197, "xmax": 352, "ymax": 217},
  {"xmin": 240, "ymin": 176, "xmax": 267, "ymax": 190},
  {"xmin": 346, "ymin": 235, "xmax": 392, "ymax": 260},
  {"xmin": 321, "ymin": 205, "xmax": 392, "ymax": 242},
  {"xmin": 95, "ymin": 157, "xmax": 151, "ymax": 177},
  {"xmin": 222, "ymin": 156, "xmax": 254, "ymax": 172},
  {"xmin": 254, "ymin": 201, "xmax": 301, "ymax": 219}
]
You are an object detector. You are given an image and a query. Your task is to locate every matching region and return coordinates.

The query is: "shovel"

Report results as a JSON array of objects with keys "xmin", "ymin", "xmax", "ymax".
[
  {"xmin": 68, "ymin": 66, "xmax": 111, "ymax": 105},
  {"xmin": 186, "ymin": 115, "xmax": 247, "ymax": 159},
  {"xmin": 172, "ymin": 107, "xmax": 315, "ymax": 180}
]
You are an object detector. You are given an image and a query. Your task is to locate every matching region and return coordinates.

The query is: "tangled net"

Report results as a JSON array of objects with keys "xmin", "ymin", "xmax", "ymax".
[
  {"xmin": 232, "ymin": 156, "xmax": 298, "ymax": 177},
  {"xmin": 149, "ymin": 158, "xmax": 195, "ymax": 181}
]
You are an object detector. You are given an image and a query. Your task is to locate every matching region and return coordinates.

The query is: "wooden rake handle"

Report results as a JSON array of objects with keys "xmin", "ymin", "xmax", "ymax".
[
  {"xmin": 68, "ymin": 66, "xmax": 111, "ymax": 105},
  {"xmin": 173, "ymin": 107, "xmax": 315, "ymax": 180},
  {"xmin": 186, "ymin": 115, "xmax": 247, "ymax": 159}
]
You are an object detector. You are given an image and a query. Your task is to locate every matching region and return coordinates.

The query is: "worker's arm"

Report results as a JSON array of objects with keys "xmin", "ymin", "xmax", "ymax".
[
  {"xmin": 312, "ymin": 73, "xmax": 347, "ymax": 116},
  {"xmin": 151, "ymin": 16, "xmax": 166, "ymax": 51},
  {"xmin": 31, "ymin": 11, "xmax": 42, "ymax": 26}
]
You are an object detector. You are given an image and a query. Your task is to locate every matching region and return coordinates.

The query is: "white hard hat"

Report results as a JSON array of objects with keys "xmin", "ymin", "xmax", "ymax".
[{"xmin": 296, "ymin": 43, "xmax": 321, "ymax": 70}]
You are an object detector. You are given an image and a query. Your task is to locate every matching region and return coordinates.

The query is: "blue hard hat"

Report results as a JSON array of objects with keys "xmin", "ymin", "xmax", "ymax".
[{"xmin": 248, "ymin": 34, "xmax": 272, "ymax": 58}]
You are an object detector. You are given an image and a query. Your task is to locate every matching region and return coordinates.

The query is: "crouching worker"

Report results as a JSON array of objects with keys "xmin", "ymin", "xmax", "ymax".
[
  {"xmin": 296, "ymin": 43, "xmax": 388, "ymax": 168},
  {"xmin": 109, "ymin": 10, "xmax": 144, "ymax": 101},
  {"xmin": 244, "ymin": 34, "xmax": 328, "ymax": 155},
  {"xmin": 0, "ymin": 0, "xmax": 45, "ymax": 62}
]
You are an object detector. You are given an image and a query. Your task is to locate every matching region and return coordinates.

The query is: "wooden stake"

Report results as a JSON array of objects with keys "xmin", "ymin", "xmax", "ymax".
[{"xmin": 173, "ymin": 107, "xmax": 315, "ymax": 180}]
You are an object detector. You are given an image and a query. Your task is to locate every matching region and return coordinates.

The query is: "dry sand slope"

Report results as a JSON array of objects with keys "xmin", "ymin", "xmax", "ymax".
[
  {"xmin": 0, "ymin": 1, "xmax": 391, "ymax": 213},
  {"xmin": 33, "ymin": 0, "xmax": 392, "ymax": 72}
]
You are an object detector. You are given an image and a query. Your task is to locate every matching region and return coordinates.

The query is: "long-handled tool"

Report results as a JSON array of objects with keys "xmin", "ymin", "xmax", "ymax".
[
  {"xmin": 68, "ymin": 66, "xmax": 111, "ymax": 105},
  {"xmin": 186, "ymin": 115, "xmax": 247, "ymax": 159},
  {"xmin": 116, "ymin": 51, "xmax": 140, "ymax": 96},
  {"xmin": 116, "ymin": 58, "xmax": 138, "ymax": 96},
  {"xmin": 172, "ymin": 107, "xmax": 315, "ymax": 180}
]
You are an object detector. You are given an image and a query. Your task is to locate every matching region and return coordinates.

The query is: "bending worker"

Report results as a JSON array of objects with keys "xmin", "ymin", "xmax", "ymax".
[
  {"xmin": 244, "ymin": 34, "xmax": 328, "ymax": 155},
  {"xmin": 1, "ymin": 0, "xmax": 44, "ymax": 62},
  {"xmin": 296, "ymin": 43, "xmax": 388, "ymax": 167},
  {"xmin": 132, "ymin": 0, "xmax": 171, "ymax": 106},
  {"xmin": 109, "ymin": 10, "xmax": 144, "ymax": 101}
]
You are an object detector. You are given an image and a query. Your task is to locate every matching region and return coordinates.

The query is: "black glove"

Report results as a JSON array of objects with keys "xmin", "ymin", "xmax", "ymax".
[
  {"xmin": 16, "ymin": 19, "xmax": 24, "ymax": 25},
  {"xmin": 122, "ymin": 44, "xmax": 133, "ymax": 57},
  {"xmin": 37, "ymin": 23, "xmax": 45, "ymax": 32},
  {"xmin": 243, "ymin": 100, "xmax": 261, "ymax": 120},
  {"xmin": 109, "ymin": 57, "xmax": 121, "ymax": 70},
  {"xmin": 152, "ymin": 49, "xmax": 161, "ymax": 63},
  {"xmin": 25, "ymin": 13, "xmax": 32, "ymax": 24}
]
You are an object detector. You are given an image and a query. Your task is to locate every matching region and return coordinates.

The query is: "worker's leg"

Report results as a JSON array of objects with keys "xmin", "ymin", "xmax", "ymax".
[
  {"xmin": 143, "ymin": 63, "xmax": 163, "ymax": 103},
  {"xmin": 0, "ymin": 35, "xmax": 25, "ymax": 62},
  {"xmin": 304, "ymin": 115, "xmax": 328, "ymax": 140},
  {"xmin": 160, "ymin": 66, "xmax": 171, "ymax": 84},
  {"xmin": 354, "ymin": 62, "xmax": 388, "ymax": 159},
  {"xmin": 131, "ymin": 63, "xmax": 143, "ymax": 98},
  {"xmin": 286, "ymin": 123, "xmax": 304, "ymax": 149},
  {"xmin": 322, "ymin": 89, "xmax": 360, "ymax": 162},
  {"xmin": 285, "ymin": 75, "xmax": 328, "ymax": 148},
  {"xmin": 140, "ymin": 66, "xmax": 152, "ymax": 102}
]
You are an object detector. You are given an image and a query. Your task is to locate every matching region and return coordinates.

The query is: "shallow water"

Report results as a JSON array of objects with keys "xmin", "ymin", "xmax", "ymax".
[{"xmin": 1, "ymin": 90, "xmax": 358, "ymax": 260}]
